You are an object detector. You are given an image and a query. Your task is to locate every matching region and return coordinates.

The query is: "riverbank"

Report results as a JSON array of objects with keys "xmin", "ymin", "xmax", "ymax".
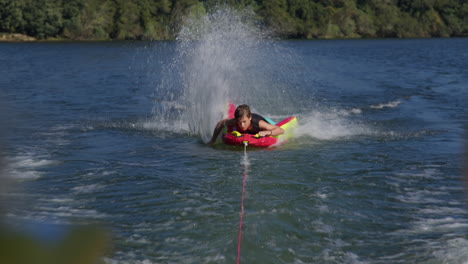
[
  {"xmin": 0, "ymin": 33, "xmax": 37, "ymax": 42},
  {"xmin": 1, "ymin": 32, "xmax": 466, "ymax": 43}
]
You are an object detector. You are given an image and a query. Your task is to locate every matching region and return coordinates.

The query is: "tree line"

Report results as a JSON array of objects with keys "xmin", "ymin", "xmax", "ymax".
[{"xmin": 0, "ymin": 0, "xmax": 466, "ymax": 40}]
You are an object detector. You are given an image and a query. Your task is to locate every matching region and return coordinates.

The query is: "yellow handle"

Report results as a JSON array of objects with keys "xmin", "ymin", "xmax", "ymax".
[{"xmin": 231, "ymin": 131, "xmax": 242, "ymax": 137}]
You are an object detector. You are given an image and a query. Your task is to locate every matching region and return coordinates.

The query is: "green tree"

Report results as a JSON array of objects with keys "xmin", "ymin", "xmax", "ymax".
[
  {"xmin": 171, "ymin": 0, "xmax": 206, "ymax": 36},
  {"xmin": 138, "ymin": 0, "xmax": 172, "ymax": 40},
  {"xmin": 257, "ymin": 0, "xmax": 296, "ymax": 37},
  {"xmin": 462, "ymin": 2, "xmax": 468, "ymax": 36},
  {"xmin": 0, "ymin": 0, "xmax": 466, "ymax": 40},
  {"xmin": 354, "ymin": 7, "xmax": 376, "ymax": 37},
  {"xmin": 62, "ymin": 0, "xmax": 84, "ymax": 39},
  {"xmin": 111, "ymin": 0, "xmax": 141, "ymax": 39},
  {"xmin": 434, "ymin": 0, "xmax": 463, "ymax": 36},
  {"xmin": 22, "ymin": 0, "xmax": 63, "ymax": 39},
  {"xmin": 0, "ymin": 0, "xmax": 26, "ymax": 33},
  {"xmin": 371, "ymin": 0, "xmax": 401, "ymax": 38}
]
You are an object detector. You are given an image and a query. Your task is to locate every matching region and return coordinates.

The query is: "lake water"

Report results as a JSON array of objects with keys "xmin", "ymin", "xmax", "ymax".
[{"xmin": 0, "ymin": 12, "xmax": 467, "ymax": 264}]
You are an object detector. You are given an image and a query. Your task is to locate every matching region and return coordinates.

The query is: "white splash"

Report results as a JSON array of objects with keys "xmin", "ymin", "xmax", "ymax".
[
  {"xmin": 370, "ymin": 100, "xmax": 401, "ymax": 109},
  {"xmin": 151, "ymin": 7, "xmax": 296, "ymax": 142},
  {"xmin": 5, "ymin": 154, "xmax": 56, "ymax": 180},
  {"xmin": 295, "ymin": 109, "xmax": 372, "ymax": 140}
]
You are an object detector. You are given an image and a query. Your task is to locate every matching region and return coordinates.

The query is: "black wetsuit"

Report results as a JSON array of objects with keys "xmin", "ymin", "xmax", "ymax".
[{"xmin": 244, "ymin": 113, "xmax": 267, "ymax": 135}]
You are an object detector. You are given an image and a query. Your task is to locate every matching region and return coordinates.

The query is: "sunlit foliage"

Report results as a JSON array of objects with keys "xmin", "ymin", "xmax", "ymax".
[{"xmin": 0, "ymin": 0, "xmax": 466, "ymax": 40}]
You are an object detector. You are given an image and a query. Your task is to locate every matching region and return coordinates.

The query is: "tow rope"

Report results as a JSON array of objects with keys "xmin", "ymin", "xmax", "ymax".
[{"xmin": 236, "ymin": 141, "xmax": 249, "ymax": 264}]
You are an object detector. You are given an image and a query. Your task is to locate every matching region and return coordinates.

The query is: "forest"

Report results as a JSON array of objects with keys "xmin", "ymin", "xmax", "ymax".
[{"xmin": 0, "ymin": 0, "xmax": 466, "ymax": 40}]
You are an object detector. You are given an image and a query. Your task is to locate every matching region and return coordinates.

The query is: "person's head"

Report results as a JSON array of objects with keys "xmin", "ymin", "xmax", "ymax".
[{"xmin": 234, "ymin": 104, "xmax": 252, "ymax": 132}]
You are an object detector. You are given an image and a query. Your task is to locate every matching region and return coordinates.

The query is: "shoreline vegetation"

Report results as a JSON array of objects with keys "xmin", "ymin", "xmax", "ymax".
[{"xmin": 0, "ymin": 0, "xmax": 466, "ymax": 42}]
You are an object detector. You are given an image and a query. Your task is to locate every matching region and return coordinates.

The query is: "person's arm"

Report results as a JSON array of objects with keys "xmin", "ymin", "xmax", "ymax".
[
  {"xmin": 258, "ymin": 120, "xmax": 284, "ymax": 137},
  {"xmin": 208, "ymin": 118, "xmax": 234, "ymax": 144}
]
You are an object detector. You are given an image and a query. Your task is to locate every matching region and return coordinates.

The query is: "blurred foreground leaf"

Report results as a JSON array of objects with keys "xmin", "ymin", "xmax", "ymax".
[{"xmin": 0, "ymin": 226, "xmax": 109, "ymax": 264}]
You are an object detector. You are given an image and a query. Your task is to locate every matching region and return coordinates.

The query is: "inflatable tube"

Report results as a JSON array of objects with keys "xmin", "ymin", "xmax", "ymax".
[{"xmin": 222, "ymin": 103, "xmax": 297, "ymax": 147}]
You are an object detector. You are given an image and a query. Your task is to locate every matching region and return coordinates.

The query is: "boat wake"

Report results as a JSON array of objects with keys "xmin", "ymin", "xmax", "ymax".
[
  {"xmin": 295, "ymin": 108, "xmax": 372, "ymax": 141},
  {"xmin": 292, "ymin": 97, "xmax": 434, "ymax": 142}
]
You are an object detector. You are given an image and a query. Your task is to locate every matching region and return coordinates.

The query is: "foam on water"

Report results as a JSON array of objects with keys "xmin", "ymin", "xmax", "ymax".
[
  {"xmin": 104, "ymin": 257, "xmax": 156, "ymax": 264},
  {"xmin": 432, "ymin": 238, "xmax": 468, "ymax": 263},
  {"xmin": 370, "ymin": 100, "xmax": 402, "ymax": 109},
  {"xmin": 82, "ymin": 118, "xmax": 190, "ymax": 137},
  {"xmin": 141, "ymin": 119, "xmax": 189, "ymax": 135},
  {"xmin": 5, "ymin": 154, "xmax": 56, "ymax": 180},
  {"xmin": 291, "ymin": 97, "xmax": 441, "ymax": 142},
  {"xmin": 125, "ymin": 234, "xmax": 151, "ymax": 245},
  {"xmin": 71, "ymin": 184, "xmax": 105, "ymax": 194},
  {"xmin": 387, "ymin": 163, "xmax": 468, "ymax": 263},
  {"xmin": 295, "ymin": 108, "xmax": 372, "ymax": 140},
  {"xmin": 8, "ymin": 206, "xmax": 107, "ymax": 224}
]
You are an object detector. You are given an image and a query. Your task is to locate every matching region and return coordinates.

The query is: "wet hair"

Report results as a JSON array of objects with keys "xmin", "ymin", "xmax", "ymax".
[{"xmin": 234, "ymin": 104, "xmax": 252, "ymax": 119}]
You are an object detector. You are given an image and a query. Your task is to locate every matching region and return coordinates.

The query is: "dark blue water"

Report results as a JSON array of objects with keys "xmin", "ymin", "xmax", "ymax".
[{"xmin": 1, "ymin": 36, "xmax": 467, "ymax": 263}]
